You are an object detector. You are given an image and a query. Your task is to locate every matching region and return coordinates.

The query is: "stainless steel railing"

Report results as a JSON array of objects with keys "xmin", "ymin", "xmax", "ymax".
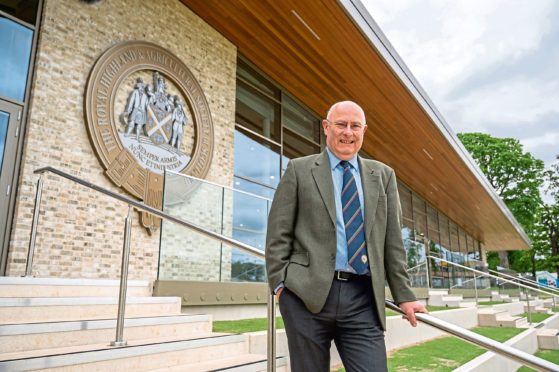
[
  {"xmin": 428, "ymin": 255, "xmax": 558, "ymax": 322},
  {"xmin": 25, "ymin": 167, "xmax": 559, "ymax": 372},
  {"xmin": 489, "ymin": 268, "xmax": 559, "ymax": 296}
]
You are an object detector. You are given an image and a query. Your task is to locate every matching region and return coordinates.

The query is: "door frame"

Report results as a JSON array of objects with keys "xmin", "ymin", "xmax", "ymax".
[{"xmin": 0, "ymin": 100, "xmax": 23, "ymax": 275}]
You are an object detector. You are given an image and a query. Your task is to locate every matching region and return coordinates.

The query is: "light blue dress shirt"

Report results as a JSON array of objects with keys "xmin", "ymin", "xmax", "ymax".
[{"xmin": 325, "ymin": 149, "xmax": 368, "ymax": 274}]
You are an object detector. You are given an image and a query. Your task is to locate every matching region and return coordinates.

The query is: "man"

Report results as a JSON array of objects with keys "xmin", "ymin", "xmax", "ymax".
[
  {"xmin": 124, "ymin": 77, "xmax": 149, "ymax": 142},
  {"xmin": 265, "ymin": 101, "xmax": 427, "ymax": 371}
]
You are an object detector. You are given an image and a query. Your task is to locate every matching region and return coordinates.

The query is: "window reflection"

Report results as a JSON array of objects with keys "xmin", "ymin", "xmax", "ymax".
[
  {"xmin": 0, "ymin": 111, "xmax": 8, "ymax": 170},
  {"xmin": 233, "ymin": 129, "xmax": 280, "ymax": 189},
  {"xmin": 0, "ymin": 17, "xmax": 33, "ymax": 102}
]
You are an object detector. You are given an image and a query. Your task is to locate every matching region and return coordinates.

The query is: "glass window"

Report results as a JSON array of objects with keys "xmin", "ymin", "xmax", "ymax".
[
  {"xmin": 0, "ymin": 0, "xmax": 39, "ymax": 25},
  {"xmin": 283, "ymin": 127, "xmax": 320, "ymax": 160},
  {"xmin": 234, "ymin": 129, "xmax": 280, "ymax": 189},
  {"xmin": 282, "ymin": 95, "xmax": 320, "ymax": 143},
  {"xmin": 237, "ymin": 59, "xmax": 280, "ymax": 99},
  {"xmin": 235, "ymin": 81, "xmax": 281, "ymax": 142},
  {"xmin": 0, "ymin": 111, "xmax": 8, "ymax": 170},
  {"xmin": 0, "ymin": 16, "xmax": 33, "ymax": 101}
]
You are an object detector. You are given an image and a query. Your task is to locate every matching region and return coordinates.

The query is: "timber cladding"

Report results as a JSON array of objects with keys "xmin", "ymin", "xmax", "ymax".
[{"xmin": 6, "ymin": 0, "xmax": 237, "ymax": 280}]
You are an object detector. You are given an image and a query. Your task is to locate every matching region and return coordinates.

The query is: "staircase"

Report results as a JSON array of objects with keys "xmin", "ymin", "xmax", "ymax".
[
  {"xmin": 0, "ymin": 277, "xmax": 286, "ymax": 371},
  {"xmin": 477, "ymin": 307, "xmax": 529, "ymax": 328},
  {"xmin": 427, "ymin": 289, "xmax": 464, "ymax": 307}
]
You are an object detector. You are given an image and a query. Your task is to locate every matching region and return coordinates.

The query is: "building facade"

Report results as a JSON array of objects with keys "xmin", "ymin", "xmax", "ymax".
[{"xmin": 0, "ymin": 0, "xmax": 529, "ymax": 303}]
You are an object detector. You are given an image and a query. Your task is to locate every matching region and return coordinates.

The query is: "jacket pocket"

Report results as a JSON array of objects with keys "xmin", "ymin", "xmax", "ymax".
[{"xmin": 289, "ymin": 252, "xmax": 309, "ymax": 266}]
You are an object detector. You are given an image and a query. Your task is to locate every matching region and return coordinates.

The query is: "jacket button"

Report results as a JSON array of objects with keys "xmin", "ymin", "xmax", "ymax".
[{"xmin": 330, "ymin": 254, "xmax": 335, "ymax": 261}]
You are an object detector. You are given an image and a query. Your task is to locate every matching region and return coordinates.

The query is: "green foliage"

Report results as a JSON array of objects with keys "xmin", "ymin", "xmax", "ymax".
[
  {"xmin": 486, "ymin": 251, "xmax": 500, "ymax": 270},
  {"xmin": 457, "ymin": 133, "xmax": 544, "ymax": 231},
  {"xmin": 457, "ymin": 133, "xmax": 548, "ymax": 273}
]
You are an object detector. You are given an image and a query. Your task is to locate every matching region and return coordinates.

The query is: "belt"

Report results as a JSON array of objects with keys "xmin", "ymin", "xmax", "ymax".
[{"xmin": 334, "ymin": 271, "xmax": 366, "ymax": 281}]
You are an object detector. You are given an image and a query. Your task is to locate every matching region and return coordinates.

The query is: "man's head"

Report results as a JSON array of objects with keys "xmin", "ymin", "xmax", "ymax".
[{"xmin": 322, "ymin": 101, "xmax": 367, "ymax": 161}]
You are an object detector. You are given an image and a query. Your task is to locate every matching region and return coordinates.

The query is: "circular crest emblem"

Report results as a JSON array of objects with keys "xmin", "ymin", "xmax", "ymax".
[{"xmin": 84, "ymin": 41, "xmax": 214, "ymax": 231}]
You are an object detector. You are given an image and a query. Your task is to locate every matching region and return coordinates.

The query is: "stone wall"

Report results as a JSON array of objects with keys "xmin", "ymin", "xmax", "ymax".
[{"xmin": 6, "ymin": 0, "xmax": 237, "ymax": 280}]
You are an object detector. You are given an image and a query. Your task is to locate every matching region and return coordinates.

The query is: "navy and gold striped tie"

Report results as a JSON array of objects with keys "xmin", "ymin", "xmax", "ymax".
[{"xmin": 340, "ymin": 161, "xmax": 368, "ymax": 274}]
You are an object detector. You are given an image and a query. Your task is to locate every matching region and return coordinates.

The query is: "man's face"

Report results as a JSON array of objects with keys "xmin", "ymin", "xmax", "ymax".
[{"xmin": 322, "ymin": 102, "xmax": 367, "ymax": 161}]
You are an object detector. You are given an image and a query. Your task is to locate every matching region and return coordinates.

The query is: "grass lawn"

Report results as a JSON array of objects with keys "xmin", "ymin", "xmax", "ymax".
[
  {"xmin": 334, "ymin": 327, "xmax": 525, "ymax": 372},
  {"xmin": 213, "ymin": 317, "xmax": 284, "ymax": 333},
  {"xmin": 517, "ymin": 350, "xmax": 559, "ymax": 371},
  {"xmin": 519, "ymin": 312, "xmax": 553, "ymax": 323},
  {"xmin": 478, "ymin": 301, "xmax": 509, "ymax": 305}
]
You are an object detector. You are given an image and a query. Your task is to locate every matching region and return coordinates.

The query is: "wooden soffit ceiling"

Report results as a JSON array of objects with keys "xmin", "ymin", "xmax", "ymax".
[{"xmin": 181, "ymin": 0, "xmax": 529, "ymax": 252}]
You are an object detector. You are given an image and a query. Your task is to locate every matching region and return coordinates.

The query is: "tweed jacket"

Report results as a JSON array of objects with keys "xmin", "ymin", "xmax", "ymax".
[{"xmin": 265, "ymin": 151, "xmax": 416, "ymax": 330}]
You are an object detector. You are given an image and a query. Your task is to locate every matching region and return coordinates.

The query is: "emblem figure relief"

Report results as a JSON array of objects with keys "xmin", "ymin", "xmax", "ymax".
[
  {"xmin": 121, "ymin": 72, "xmax": 188, "ymax": 152},
  {"xmin": 124, "ymin": 77, "xmax": 149, "ymax": 141},
  {"xmin": 171, "ymin": 97, "xmax": 188, "ymax": 152}
]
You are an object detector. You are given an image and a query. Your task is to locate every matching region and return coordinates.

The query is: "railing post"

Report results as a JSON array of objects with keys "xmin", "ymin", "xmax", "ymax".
[
  {"xmin": 26, "ymin": 174, "xmax": 44, "ymax": 277},
  {"xmin": 267, "ymin": 291, "xmax": 277, "ymax": 372},
  {"xmin": 525, "ymin": 288, "xmax": 532, "ymax": 325},
  {"xmin": 553, "ymin": 296, "xmax": 557, "ymax": 313},
  {"xmin": 424, "ymin": 261, "xmax": 430, "ymax": 289},
  {"xmin": 111, "ymin": 204, "xmax": 133, "ymax": 347},
  {"xmin": 473, "ymin": 272, "xmax": 478, "ymax": 307}
]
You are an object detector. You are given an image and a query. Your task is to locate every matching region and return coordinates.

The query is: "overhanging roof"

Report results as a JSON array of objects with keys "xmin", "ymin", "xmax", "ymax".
[{"xmin": 181, "ymin": 0, "xmax": 530, "ymax": 252}]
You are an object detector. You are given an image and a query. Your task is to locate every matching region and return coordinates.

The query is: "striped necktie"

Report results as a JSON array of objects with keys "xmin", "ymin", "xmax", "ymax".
[{"xmin": 340, "ymin": 161, "xmax": 368, "ymax": 274}]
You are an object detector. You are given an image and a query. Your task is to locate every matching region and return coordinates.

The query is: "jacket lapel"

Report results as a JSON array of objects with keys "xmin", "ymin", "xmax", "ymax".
[
  {"xmin": 359, "ymin": 157, "xmax": 380, "ymax": 238},
  {"xmin": 311, "ymin": 152, "xmax": 336, "ymax": 227}
]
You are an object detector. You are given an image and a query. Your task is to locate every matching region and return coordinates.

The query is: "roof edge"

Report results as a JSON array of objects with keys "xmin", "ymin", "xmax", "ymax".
[{"xmin": 335, "ymin": 0, "xmax": 531, "ymax": 247}]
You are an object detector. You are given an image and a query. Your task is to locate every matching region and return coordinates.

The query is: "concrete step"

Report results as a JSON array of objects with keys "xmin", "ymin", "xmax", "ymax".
[
  {"xmin": 428, "ymin": 294, "xmax": 463, "ymax": 307},
  {"xmin": 428, "ymin": 289, "xmax": 449, "ymax": 296},
  {"xmin": 150, "ymin": 355, "xmax": 288, "ymax": 372},
  {"xmin": 0, "ymin": 277, "xmax": 151, "ymax": 298},
  {"xmin": 0, "ymin": 333, "xmax": 249, "ymax": 371},
  {"xmin": 494, "ymin": 315, "xmax": 528, "ymax": 328},
  {"xmin": 477, "ymin": 308, "xmax": 527, "ymax": 328},
  {"xmin": 537, "ymin": 328, "xmax": 559, "ymax": 350},
  {"xmin": 458, "ymin": 300, "xmax": 478, "ymax": 308},
  {"xmin": 0, "ymin": 314, "xmax": 211, "ymax": 353},
  {"xmin": 0, "ymin": 296, "xmax": 181, "ymax": 324},
  {"xmin": 524, "ymin": 304, "xmax": 552, "ymax": 314}
]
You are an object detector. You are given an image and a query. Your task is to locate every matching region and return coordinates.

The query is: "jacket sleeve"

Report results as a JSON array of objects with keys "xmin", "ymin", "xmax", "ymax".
[
  {"xmin": 265, "ymin": 160, "xmax": 298, "ymax": 292},
  {"xmin": 383, "ymin": 169, "xmax": 417, "ymax": 304}
]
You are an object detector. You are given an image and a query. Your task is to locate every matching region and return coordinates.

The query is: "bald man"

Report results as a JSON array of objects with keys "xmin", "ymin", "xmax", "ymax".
[{"xmin": 266, "ymin": 101, "xmax": 427, "ymax": 371}]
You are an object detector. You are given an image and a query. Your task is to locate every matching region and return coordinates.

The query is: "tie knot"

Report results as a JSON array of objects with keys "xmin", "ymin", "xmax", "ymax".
[{"xmin": 339, "ymin": 160, "xmax": 350, "ymax": 170}]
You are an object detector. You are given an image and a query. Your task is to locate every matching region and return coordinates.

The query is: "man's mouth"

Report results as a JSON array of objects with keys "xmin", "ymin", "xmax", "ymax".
[{"xmin": 340, "ymin": 139, "xmax": 354, "ymax": 144}]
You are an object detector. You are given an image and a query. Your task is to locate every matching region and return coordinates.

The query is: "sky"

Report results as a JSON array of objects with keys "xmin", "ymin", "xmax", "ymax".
[{"xmin": 362, "ymin": 0, "xmax": 559, "ymax": 196}]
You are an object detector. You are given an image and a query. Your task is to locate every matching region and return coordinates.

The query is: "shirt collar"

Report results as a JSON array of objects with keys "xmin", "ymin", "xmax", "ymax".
[{"xmin": 326, "ymin": 148, "xmax": 359, "ymax": 171}]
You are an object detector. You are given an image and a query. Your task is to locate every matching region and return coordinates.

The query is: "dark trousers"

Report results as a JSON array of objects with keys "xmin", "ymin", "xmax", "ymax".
[{"xmin": 279, "ymin": 276, "xmax": 387, "ymax": 372}]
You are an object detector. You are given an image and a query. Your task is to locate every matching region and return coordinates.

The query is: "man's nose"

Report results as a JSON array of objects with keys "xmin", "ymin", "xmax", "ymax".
[{"xmin": 342, "ymin": 123, "xmax": 353, "ymax": 135}]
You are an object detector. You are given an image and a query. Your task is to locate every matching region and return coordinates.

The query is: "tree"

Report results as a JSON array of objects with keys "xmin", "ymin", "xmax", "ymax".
[
  {"xmin": 457, "ymin": 133, "xmax": 545, "ymax": 269},
  {"xmin": 534, "ymin": 157, "xmax": 559, "ymax": 277}
]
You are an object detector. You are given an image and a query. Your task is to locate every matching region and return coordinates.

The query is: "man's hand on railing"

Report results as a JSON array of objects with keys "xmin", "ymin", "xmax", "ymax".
[{"xmin": 399, "ymin": 300, "xmax": 429, "ymax": 327}]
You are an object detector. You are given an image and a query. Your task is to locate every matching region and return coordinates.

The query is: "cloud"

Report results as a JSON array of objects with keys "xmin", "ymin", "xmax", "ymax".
[
  {"xmin": 363, "ymin": 0, "xmax": 554, "ymax": 98},
  {"xmin": 445, "ymin": 77, "xmax": 559, "ymax": 132}
]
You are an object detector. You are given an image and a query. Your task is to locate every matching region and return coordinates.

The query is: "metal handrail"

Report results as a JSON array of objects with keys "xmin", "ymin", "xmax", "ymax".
[
  {"xmin": 25, "ymin": 167, "xmax": 559, "ymax": 371},
  {"xmin": 489, "ymin": 268, "xmax": 559, "ymax": 295},
  {"xmin": 427, "ymin": 256, "xmax": 559, "ymax": 300}
]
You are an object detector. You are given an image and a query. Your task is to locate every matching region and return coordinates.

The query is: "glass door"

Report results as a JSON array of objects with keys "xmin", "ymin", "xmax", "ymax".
[{"xmin": 0, "ymin": 100, "xmax": 21, "ymax": 274}]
